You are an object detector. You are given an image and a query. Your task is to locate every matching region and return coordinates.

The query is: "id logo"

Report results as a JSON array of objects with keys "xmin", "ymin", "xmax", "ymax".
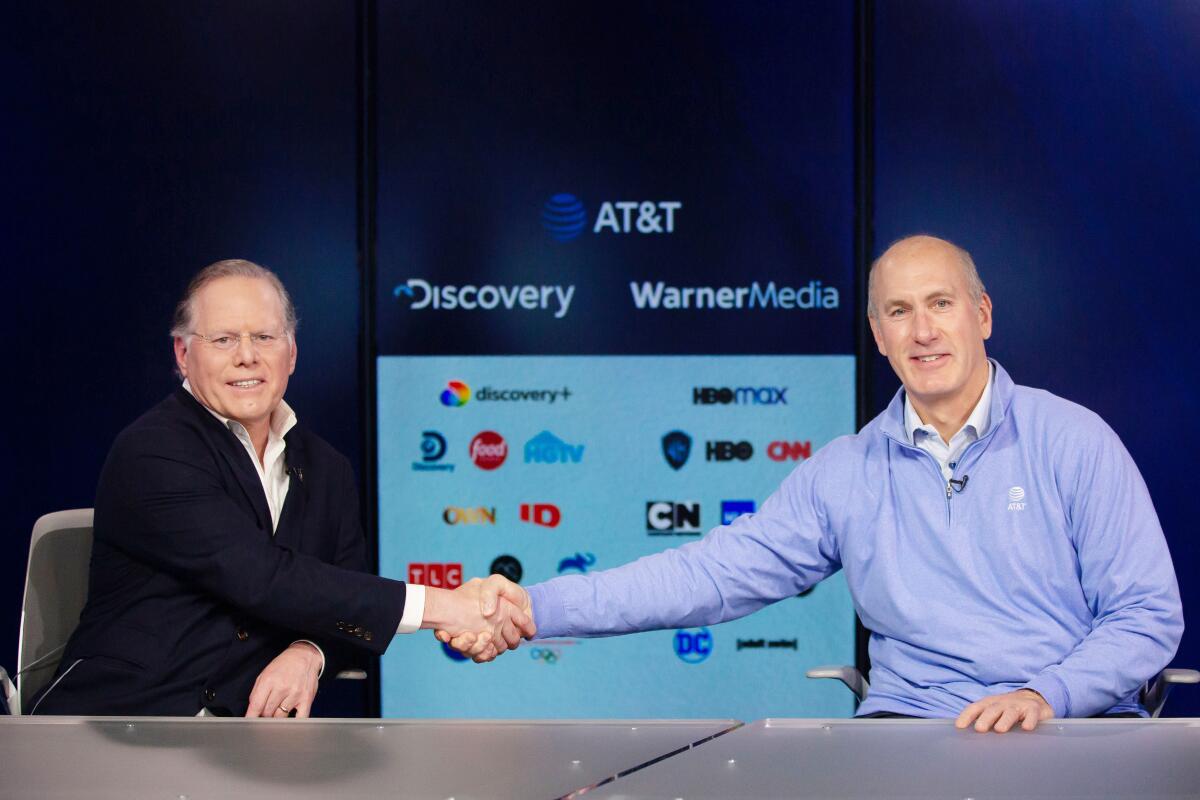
[
  {"xmin": 674, "ymin": 627, "xmax": 712, "ymax": 664},
  {"xmin": 440, "ymin": 380, "xmax": 470, "ymax": 407},
  {"xmin": 520, "ymin": 503, "xmax": 562, "ymax": 528},
  {"xmin": 407, "ymin": 562, "xmax": 462, "ymax": 588},
  {"xmin": 470, "ymin": 431, "xmax": 508, "ymax": 470},
  {"xmin": 721, "ymin": 500, "xmax": 756, "ymax": 525},
  {"xmin": 1007, "ymin": 486, "xmax": 1027, "ymax": 512}
]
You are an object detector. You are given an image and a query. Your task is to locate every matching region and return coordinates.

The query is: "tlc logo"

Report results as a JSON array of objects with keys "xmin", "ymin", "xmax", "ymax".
[
  {"xmin": 520, "ymin": 503, "xmax": 562, "ymax": 528},
  {"xmin": 408, "ymin": 563, "xmax": 462, "ymax": 588},
  {"xmin": 706, "ymin": 441, "xmax": 753, "ymax": 462},
  {"xmin": 767, "ymin": 440, "xmax": 812, "ymax": 461}
]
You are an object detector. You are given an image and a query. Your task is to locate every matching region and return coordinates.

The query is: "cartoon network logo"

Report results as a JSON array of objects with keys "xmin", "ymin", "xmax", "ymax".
[
  {"xmin": 542, "ymin": 194, "xmax": 682, "ymax": 240},
  {"xmin": 629, "ymin": 280, "xmax": 838, "ymax": 310},
  {"xmin": 393, "ymin": 278, "xmax": 575, "ymax": 319}
]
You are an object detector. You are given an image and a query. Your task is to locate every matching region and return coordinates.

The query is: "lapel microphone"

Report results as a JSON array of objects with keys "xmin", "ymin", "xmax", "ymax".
[{"xmin": 949, "ymin": 475, "xmax": 969, "ymax": 493}]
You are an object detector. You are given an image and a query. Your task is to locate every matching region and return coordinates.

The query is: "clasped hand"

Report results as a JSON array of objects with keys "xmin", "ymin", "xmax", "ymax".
[{"xmin": 431, "ymin": 576, "xmax": 535, "ymax": 662}]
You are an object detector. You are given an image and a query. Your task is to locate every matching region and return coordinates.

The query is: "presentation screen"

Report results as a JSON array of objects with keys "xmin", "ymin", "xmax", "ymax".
[{"xmin": 374, "ymin": 2, "xmax": 859, "ymax": 719}]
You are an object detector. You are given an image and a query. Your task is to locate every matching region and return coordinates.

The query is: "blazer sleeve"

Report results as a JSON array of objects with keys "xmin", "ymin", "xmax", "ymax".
[{"xmin": 95, "ymin": 420, "xmax": 407, "ymax": 656}]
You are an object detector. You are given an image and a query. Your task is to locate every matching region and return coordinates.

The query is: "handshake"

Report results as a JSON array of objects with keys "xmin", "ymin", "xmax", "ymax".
[{"xmin": 421, "ymin": 575, "xmax": 537, "ymax": 662}]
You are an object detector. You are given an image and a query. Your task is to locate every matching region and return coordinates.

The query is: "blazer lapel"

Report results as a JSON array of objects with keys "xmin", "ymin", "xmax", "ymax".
[{"xmin": 274, "ymin": 431, "xmax": 308, "ymax": 550}]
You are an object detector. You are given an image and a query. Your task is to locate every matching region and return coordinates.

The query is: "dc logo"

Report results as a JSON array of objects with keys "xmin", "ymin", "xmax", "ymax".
[
  {"xmin": 542, "ymin": 193, "xmax": 587, "ymax": 242},
  {"xmin": 441, "ymin": 380, "xmax": 470, "ymax": 407},
  {"xmin": 674, "ymin": 627, "xmax": 713, "ymax": 664}
]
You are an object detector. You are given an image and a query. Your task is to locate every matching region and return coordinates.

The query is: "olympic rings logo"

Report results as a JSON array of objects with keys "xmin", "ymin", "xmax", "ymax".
[{"xmin": 530, "ymin": 647, "xmax": 560, "ymax": 664}]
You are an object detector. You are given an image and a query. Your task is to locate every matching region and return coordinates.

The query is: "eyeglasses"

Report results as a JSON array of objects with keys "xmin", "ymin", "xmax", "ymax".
[{"xmin": 190, "ymin": 331, "xmax": 288, "ymax": 352}]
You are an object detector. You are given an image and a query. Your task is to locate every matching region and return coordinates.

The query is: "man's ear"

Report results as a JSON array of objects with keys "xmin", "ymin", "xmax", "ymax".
[
  {"xmin": 978, "ymin": 292, "xmax": 993, "ymax": 340},
  {"xmin": 173, "ymin": 337, "xmax": 189, "ymax": 378},
  {"xmin": 868, "ymin": 316, "xmax": 887, "ymax": 356}
]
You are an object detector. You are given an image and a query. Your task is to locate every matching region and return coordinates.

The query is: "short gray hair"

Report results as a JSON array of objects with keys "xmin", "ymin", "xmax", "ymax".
[
  {"xmin": 170, "ymin": 259, "xmax": 298, "ymax": 339},
  {"xmin": 867, "ymin": 235, "xmax": 986, "ymax": 319}
]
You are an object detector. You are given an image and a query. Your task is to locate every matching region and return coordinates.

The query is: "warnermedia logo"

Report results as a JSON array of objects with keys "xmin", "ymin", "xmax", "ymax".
[{"xmin": 629, "ymin": 280, "xmax": 839, "ymax": 310}]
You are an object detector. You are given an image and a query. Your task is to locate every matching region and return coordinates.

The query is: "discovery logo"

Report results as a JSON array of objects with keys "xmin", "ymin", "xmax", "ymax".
[
  {"xmin": 542, "ymin": 194, "xmax": 682, "ymax": 240},
  {"xmin": 524, "ymin": 431, "xmax": 584, "ymax": 464},
  {"xmin": 630, "ymin": 280, "xmax": 839, "ymax": 310},
  {"xmin": 394, "ymin": 278, "xmax": 575, "ymax": 319},
  {"xmin": 412, "ymin": 430, "xmax": 455, "ymax": 472}
]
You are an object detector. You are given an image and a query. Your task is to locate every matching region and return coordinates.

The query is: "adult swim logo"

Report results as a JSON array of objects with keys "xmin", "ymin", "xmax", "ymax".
[
  {"xmin": 393, "ymin": 278, "xmax": 575, "ymax": 319},
  {"xmin": 630, "ymin": 280, "xmax": 839, "ymax": 310},
  {"xmin": 412, "ymin": 430, "xmax": 455, "ymax": 472},
  {"xmin": 1007, "ymin": 486, "xmax": 1027, "ymax": 512},
  {"xmin": 541, "ymin": 193, "xmax": 682, "ymax": 240}
]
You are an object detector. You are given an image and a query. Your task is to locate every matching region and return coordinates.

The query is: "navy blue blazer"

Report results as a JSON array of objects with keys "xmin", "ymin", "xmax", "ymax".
[{"xmin": 33, "ymin": 388, "xmax": 407, "ymax": 716}]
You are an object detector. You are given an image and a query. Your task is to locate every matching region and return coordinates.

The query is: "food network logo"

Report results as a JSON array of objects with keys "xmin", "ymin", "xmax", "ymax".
[
  {"xmin": 630, "ymin": 280, "xmax": 839, "ymax": 310},
  {"xmin": 393, "ymin": 278, "xmax": 575, "ymax": 319},
  {"xmin": 693, "ymin": 386, "xmax": 787, "ymax": 406},
  {"xmin": 542, "ymin": 194, "xmax": 682, "ymax": 241},
  {"xmin": 470, "ymin": 431, "xmax": 508, "ymax": 470}
]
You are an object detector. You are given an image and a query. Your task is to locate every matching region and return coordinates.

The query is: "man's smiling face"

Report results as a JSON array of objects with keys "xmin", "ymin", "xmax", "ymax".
[
  {"xmin": 173, "ymin": 275, "xmax": 297, "ymax": 432},
  {"xmin": 868, "ymin": 236, "xmax": 992, "ymax": 416}
]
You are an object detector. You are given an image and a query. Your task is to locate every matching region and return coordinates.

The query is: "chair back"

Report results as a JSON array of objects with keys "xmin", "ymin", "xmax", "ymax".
[{"xmin": 16, "ymin": 509, "xmax": 94, "ymax": 714}]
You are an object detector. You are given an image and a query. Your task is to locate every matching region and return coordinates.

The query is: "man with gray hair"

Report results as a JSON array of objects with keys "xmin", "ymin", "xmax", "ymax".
[
  {"xmin": 33, "ymin": 259, "xmax": 532, "ymax": 717},
  {"xmin": 454, "ymin": 234, "xmax": 1183, "ymax": 733}
]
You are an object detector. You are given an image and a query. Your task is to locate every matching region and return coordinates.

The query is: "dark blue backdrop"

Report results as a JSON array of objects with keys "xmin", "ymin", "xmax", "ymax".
[{"xmin": 2, "ymin": 1, "xmax": 1197, "ymax": 717}]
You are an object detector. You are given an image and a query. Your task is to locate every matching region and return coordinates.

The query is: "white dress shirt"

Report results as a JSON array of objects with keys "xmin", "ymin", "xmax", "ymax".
[{"xmin": 903, "ymin": 363, "xmax": 995, "ymax": 482}]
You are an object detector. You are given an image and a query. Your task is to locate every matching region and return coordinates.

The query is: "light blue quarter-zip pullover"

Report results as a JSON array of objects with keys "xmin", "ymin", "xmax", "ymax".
[{"xmin": 527, "ymin": 361, "xmax": 1183, "ymax": 717}]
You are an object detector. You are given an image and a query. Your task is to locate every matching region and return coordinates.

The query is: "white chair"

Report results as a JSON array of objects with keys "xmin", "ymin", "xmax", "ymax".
[{"xmin": 15, "ymin": 509, "xmax": 94, "ymax": 715}]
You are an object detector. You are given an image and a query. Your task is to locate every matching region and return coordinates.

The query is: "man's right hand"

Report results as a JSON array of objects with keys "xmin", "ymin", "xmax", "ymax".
[{"xmin": 434, "ymin": 575, "xmax": 534, "ymax": 663}]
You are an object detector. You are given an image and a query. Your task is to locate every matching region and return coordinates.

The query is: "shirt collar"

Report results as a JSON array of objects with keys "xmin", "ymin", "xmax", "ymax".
[
  {"xmin": 903, "ymin": 362, "xmax": 995, "ymax": 445},
  {"xmin": 182, "ymin": 379, "xmax": 298, "ymax": 440}
]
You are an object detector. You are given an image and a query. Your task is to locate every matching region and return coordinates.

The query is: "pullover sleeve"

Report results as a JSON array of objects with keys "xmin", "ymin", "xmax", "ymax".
[
  {"xmin": 1024, "ymin": 416, "xmax": 1183, "ymax": 717},
  {"xmin": 527, "ymin": 453, "xmax": 844, "ymax": 639}
]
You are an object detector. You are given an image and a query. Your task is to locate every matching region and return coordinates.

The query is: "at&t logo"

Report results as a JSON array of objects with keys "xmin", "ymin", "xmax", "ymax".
[
  {"xmin": 1007, "ymin": 486, "xmax": 1027, "ymax": 511},
  {"xmin": 674, "ymin": 628, "xmax": 712, "ymax": 664},
  {"xmin": 441, "ymin": 380, "xmax": 470, "ymax": 407},
  {"xmin": 542, "ymin": 194, "xmax": 682, "ymax": 239},
  {"xmin": 470, "ymin": 431, "xmax": 508, "ymax": 470}
]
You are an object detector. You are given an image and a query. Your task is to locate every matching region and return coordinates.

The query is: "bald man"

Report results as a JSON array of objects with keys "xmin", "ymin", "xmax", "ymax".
[{"xmin": 451, "ymin": 235, "xmax": 1183, "ymax": 732}]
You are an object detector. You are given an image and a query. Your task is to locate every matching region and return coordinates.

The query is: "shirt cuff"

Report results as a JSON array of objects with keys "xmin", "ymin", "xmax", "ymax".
[
  {"xmin": 1024, "ymin": 672, "xmax": 1070, "ymax": 718},
  {"xmin": 526, "ymin": 581, "xmax": 565, "ymax": 640},
  {"xmin": 396, "ymin": 584, "xmax": 426, "ymax": 634},
  {"xmin": 290, "ymin": 639, "xmax": 325, "ymax": 678}
]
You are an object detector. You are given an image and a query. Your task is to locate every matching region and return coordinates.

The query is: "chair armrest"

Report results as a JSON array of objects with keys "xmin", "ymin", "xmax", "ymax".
[
  {"xmin": 334, "ymin": 669, "xmax": 367, "ymax": 681},
  {"xmin": 806, "ymin": 664, "xmax": 869, "ymax": 701}
]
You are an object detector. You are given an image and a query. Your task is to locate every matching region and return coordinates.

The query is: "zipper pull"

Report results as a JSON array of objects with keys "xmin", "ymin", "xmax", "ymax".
[{"xmin": 946, "ymin": 482, "xmax": 953, "ymax": 500}]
